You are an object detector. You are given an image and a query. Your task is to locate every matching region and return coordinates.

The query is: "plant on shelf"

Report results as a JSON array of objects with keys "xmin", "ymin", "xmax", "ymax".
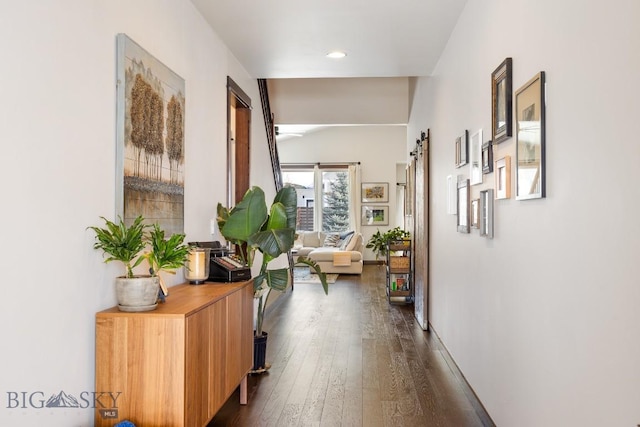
[
  {"xmin": 217, "ymin": 185, "xmax": 328, "ymax": 371},
  {"xmin": 145, "ymin": 223, "xmax": 191, "ymax": 294},
  {"xmin": 89, "ymin": 215, "xmax": 148, "ymax": 279},
  {"xmin": 366, "ymin": 226, "xmax": 411, "ymax": 260},
  {"xmin": 89, "ymin": 215, "xmax": 189, "ymax": 311}
]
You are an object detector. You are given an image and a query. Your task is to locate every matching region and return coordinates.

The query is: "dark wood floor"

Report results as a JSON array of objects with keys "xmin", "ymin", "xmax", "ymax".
[{"xmin": 209, "ymin": 265, "xmax": 494, "ymax": 427}]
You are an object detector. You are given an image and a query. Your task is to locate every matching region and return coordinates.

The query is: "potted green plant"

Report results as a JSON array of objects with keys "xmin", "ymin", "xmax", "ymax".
[
  {"xmin": 217, "ymin": 186, "xmax": 328, "ymax": 371},
  {"xmin": 89, "ymin": 215, "xmax": 189, "ymax": 312},
  {"xmin": 366, "ymin": 226, "xmax": 411, "ymax": 260},
  {"xmin": 145, "ymin": 223, "xmax": 191, "ymax": 295}
]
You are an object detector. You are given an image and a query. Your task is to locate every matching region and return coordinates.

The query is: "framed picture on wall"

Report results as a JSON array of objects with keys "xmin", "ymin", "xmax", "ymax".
[
  {"xmin": 116, "ymin": 33, "xmax": 186, "ymax": 235},
  {"xmin": 515, "ymin": 71, "xmax": 546, "ymax": 200},
  {"xmin": 480, "ymin": 189, "xmax": 494, "ymax": 238},
  {"xmin": 446, "ymin": 175, "xmax": 457, "ymax": 215},
  {"xmin": 457, "ymin": 179, "xmax": 470, "ymax": 233},
  {"xmin": 469, "ymin": 129, "xmax": 483, "ymax": 185},
  {"xmin": 361, "ymin": 182, "xmax": 389, "ymax": 203},
  {"xmin": 492, "ymin": 57, "xmax": 513, "ymax": 144},
  {"xmin": 455, "ymin": 130, "xmax": 468, "ymax": 168},
  {"xmin": 495, "ymin": 156, "xmax": 511, "ymax": 200},
  {"xmin": 482, "ymin": 140, "xmax": 493, "ymax": 174},
  {"xmin": 362, "ymin": 205, "xmax": 389, "ymax": 226},
  {"xmin": 471, "ymin": 198, "xmax": 480, "ymax": 229}
]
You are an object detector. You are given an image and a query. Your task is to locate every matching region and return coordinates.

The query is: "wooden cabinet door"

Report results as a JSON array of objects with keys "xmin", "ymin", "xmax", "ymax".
[
  {"xmin": 223, "ymin": 283, "xmax": 253, "ymax": 400},
  {"xmin": 95, "ymin": 316, "xmax": 186, "ymax": 427},
  {"xmin": 185, "ymin": 307, "xmax": 211, "ymax": 427},
  {"xmin": 208, "ymin": 298, "xmax": 228, "ymax": 417},
  {"xmin": 225, "ymin": 288, "xmax": 244, "ymax": 397}
]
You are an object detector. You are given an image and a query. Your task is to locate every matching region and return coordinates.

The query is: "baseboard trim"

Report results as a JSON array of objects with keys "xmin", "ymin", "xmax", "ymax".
[{"xmin": 428, "ymin": 322, "xmax": 496, "ymax": 427}]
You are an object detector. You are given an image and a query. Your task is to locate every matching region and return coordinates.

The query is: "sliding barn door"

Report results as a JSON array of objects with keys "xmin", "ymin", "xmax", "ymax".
[{"xmin": 414, "ymin": 135, "xmax": 429, "ymax": 330}]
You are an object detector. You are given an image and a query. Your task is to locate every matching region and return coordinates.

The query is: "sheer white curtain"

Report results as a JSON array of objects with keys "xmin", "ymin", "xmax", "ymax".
[
  {"xmin": 348, "ymin": 163, "xmax": 361, "ymax": 232},
  {"xmin": 313, "ymin": 164, "xmax": 322, "ymax": 230}
]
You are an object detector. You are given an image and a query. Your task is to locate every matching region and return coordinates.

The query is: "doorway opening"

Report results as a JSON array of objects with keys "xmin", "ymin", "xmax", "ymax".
[{"xmin": 227, "ymin": 77, "xmax": 252, "ymax": 207}]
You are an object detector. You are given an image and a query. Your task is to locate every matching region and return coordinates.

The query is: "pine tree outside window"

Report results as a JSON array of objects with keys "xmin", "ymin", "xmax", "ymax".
[{"xmin": 282, "ymin": 166, "xmax": 352, "ymax": 232}]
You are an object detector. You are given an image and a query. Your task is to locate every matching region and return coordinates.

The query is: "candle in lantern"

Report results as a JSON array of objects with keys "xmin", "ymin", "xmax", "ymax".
[{"xmin": 186, "ymin": 248, "xmax": 210, "ymax": 284}]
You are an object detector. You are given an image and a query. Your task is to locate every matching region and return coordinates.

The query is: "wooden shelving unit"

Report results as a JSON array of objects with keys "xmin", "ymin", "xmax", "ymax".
[{"xmin": 386, "ymin": 240, "xmax": 413, "ymax": 304}]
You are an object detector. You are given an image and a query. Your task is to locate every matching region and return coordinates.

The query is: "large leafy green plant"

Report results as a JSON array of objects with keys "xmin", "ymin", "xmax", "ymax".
[{"xmin": 217, "ymin": 186, "xmax": 328, "ymax": 337}]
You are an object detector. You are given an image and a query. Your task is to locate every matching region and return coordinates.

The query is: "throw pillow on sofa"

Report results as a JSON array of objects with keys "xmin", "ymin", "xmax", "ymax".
[
  {"xmin": 323, "ymin": 233, "xmax": 341, "ymax": 247},
  {"xmin": 338, "ymin": 231, "xmax": 355, "ymax": 250},
  {"xmin": 345, "ymin": 233, "xmax": 362, "ymax": 251}
]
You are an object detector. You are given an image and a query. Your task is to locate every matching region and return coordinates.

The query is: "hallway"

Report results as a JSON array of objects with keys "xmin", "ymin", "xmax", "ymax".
[{"xmin": 210, "ymin": 265, "xmax": 493, "ymax": 426}]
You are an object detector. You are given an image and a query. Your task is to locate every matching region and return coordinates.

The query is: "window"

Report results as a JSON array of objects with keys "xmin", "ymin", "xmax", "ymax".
[{"xmin": 282, "ymin": 166, "xmax": 352, "ymax": 232}]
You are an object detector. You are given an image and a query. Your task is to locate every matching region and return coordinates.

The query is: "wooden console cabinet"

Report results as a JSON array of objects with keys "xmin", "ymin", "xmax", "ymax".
[{"xmin": 95, "ymin": 281, "xmax": 253, "ymax": 427}]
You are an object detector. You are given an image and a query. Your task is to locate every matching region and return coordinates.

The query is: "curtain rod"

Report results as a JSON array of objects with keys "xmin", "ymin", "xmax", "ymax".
[{"xmin": 282, "ymin": 161, "xmax": 360, "ymax": 167}]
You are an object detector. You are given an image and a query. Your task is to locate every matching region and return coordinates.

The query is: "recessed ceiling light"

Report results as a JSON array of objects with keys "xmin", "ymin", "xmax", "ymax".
[{"xmin": 326, "ymin": 51, "xmax": 346, "ymax": 59}]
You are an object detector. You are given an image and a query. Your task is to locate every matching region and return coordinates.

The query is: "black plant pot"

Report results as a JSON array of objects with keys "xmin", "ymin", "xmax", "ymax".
[{"xmin": 253, "ymin": 332, "xmax": 268, "ymax": 371}]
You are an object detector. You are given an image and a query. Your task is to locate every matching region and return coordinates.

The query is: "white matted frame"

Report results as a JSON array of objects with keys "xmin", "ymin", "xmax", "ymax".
[
  {"xmin": 469, "ymin": 129, "xmax": 483, "ymax": 185},
  {"xmin": 446, "ymin": 175, "xmax": 457, "ymax": 215},
  {"xmin": 361, "ymin": 182, "xmax": 389, "ymax": 203},
  {"xmin": 362, "ymin": 205, "xmax": 389, "ymax": 226},
  {"xmin": 495, "ymin": 156, "xmax": 511, "ymax": 200},
  {"xmin": 480, "ymin": 189, "xmax": 494, "ymax": 238},
  {"xmin": 116, "ymin": 33, "xmax": 185, "ymax": 235},
  {"xmin": 515, "ymin": 71, "xmax": 546, "ymax": 200},
  {"xmin": 457, "ymin": 179, "xmax": 470, "ymax": 233},
  {"xmin": 471, "ymin": 199, "xmax": 480, "ymax": 229}
]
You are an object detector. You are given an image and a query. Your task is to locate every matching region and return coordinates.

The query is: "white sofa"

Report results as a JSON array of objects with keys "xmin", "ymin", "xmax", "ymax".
[{"xmin": 293, "ymin": 230, "xmax": 364, "ymax": 274}]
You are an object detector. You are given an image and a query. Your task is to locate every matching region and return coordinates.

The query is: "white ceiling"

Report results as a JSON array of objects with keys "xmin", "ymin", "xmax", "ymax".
[{"xmin": 190, "ymin": 0, "xmax": 468, "ymax": 79}]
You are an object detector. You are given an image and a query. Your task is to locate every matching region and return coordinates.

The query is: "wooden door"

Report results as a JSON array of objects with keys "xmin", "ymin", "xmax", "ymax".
[
  {"xmin": 414, "ymin": 136, "xmax": 429, "ymax": 330},
  {"xmin": 227, "ymin": 77, "xmax": 252, "ymax": 207}
]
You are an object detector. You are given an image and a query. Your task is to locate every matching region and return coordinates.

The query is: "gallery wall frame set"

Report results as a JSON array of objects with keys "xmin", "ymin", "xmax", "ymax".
[
  {"xmin": 361, "ymin": 182, "xmax": 389, "ymax": 203},
  {"xmin": 515, "ymin": 71, "xmax": 546, "ymax": 200},
  {"xmin": 491, "ymin": 57, "xmax": 513, "ymax": 144}
]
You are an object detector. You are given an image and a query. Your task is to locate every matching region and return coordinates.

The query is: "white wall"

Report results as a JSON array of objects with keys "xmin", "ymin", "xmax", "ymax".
[
  {"xmin": 278, "ymin": 125, "xmax": 407, "ymax": 260},
  {"xmin": 268, "ymin": 77, "xmax": 409, "ymax": 125},
  {"xmin": 0, "ymin": 2, "xmax": 270, "ymax": 426},
  {"xmin": 408, "ymin": 0, "xmax": 640, "ymax": 425}
]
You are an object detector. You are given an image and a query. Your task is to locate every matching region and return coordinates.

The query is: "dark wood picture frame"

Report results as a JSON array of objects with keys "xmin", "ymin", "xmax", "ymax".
[
  {"xmin": 515, "ymin": 71, "xmax": 546, "ymax": 200},
  {"xmin": 455, "ymin": 130, "xmax": 468, "ymax": 168},
  {"xmin": 482, "ymin": 140, "xmax": 493, "ymax": 174},
  {"xmin": 491, "ymin": 57, "xmax": 513, "ymax": 144}
]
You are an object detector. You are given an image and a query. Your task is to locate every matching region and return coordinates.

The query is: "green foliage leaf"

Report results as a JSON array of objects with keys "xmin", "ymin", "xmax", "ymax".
[
  {"xmin": 88, "ymin": 215, "xmax": 147, "ymax": 278},
  {"xmin": 219, "ymin": 187, "xmax": 268, "ymax": 243},
  {"xmin": 146, "ymin": 223, "xmax": 189, "ymax": 276}
]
